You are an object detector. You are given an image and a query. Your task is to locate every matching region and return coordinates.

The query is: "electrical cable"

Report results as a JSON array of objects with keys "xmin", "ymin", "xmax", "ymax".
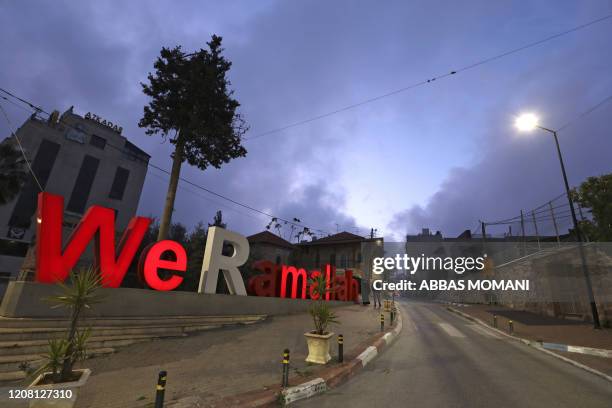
[
  {"xmin": 0, "ymin": 92, "xmax": 341, "ymax": 237},
  {"xmin": 245, "ymin": 14, "xmax": 612, "ymax": 141},
  {"xmin": 0, "ymin": 100, "xmax": 43, "ymax": 191}
]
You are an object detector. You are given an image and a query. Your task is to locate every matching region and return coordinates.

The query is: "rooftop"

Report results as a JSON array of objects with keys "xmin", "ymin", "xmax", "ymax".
[
  {"xmin": 299, "ymin": 231, "xmax": 376, "ymax": 246},
  {"xmin": 247, "ymin": 230, "xmax": 294, "ymax": 249}
]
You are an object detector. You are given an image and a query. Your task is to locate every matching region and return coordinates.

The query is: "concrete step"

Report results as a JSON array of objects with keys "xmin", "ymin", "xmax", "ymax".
[
  {"xmin": 0, "ymin": 324, "xmax": 199, "ymax": 341},
  {"xmin": 0, "ymin": 370, "xmax": 26, "ymax": 382},
  {"xmin": 0, "ymin": 347, "xmax": 115, "ymax": 373},
  {"xmin": 0, "ymin": 315, "xmax": 266, "ymax": 329},
  {"xmin": 0, "ymin": 314, "xmax": 268, "ymax": 383},
  {"xmin": 0, "ymin": 318, "xmax": 261, "ymax": 341},
  {"xmin": 0, "ymin": 334, "xmax": 171, "ymax": 356}
]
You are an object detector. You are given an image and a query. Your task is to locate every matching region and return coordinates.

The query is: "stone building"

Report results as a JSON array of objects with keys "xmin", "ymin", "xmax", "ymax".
[
  {"xmin": 247, "ymin": 230, "xmax": 294, "ymax": 265},
  {"xmin": 293, "ymin": 231, "xmax": 384, "ymax": 302}
]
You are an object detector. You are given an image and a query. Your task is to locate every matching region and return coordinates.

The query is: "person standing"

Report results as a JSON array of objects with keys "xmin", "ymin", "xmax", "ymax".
[{"xmin": 372, "ymin": 283, "xmax": 382, "ymax": 308}]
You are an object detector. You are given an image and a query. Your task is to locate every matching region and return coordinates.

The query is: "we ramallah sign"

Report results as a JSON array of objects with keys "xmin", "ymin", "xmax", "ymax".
[{"xmin": 35, "ymin": 193, "xmax": 359, "ymax": 302}]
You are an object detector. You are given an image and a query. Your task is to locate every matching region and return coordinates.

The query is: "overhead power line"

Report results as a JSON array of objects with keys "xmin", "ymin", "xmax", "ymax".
[
  {"xmin": 0, "ymin": 101, "xmax": 43, "ymax": 191},
  {"xmin": 557, "ymin": 92, "xmax": 612, "ymax": 132},
  {"xmin": 245, "ymin": 13, "xmax": 612, "ymax": 141},
  {"xmin": 0, "ymin": 90, "xmax": 342, "ymax": 237}
]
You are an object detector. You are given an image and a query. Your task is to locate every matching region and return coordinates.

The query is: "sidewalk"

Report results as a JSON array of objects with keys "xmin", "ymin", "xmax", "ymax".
[
  {"xmin": 451, "ymin": 303, "xmax": 612, "ymax": 376},
  {"xmin": 61, "ymin": 304, "xmax": 386, "ymax": 408}
]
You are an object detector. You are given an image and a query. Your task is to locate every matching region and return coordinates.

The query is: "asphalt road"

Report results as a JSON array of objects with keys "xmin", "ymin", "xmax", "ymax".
[{"xmin": 295, "ymin": 300, "xmax": 612, "ymax": 408}]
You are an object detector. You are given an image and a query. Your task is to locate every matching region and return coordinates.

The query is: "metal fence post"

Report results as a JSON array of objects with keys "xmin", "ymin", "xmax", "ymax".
[
  {"xmin": 154, "ymin": 370, "xmax": 167, "ymax": 408},
  {"xmin": 282, "ymin": 349, "xmax": 290, "ymax": 388}
]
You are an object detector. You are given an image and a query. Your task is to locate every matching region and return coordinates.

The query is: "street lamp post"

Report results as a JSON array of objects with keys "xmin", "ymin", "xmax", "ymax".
[{"xmin": 515, "ymin": 114, "xmax": 600, "ymax": 329}]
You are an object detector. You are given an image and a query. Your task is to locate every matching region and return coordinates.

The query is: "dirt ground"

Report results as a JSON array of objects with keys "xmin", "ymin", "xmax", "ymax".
[{"xmin": 62, "ymin": 304, "xmax": 384, "ymax": 408}]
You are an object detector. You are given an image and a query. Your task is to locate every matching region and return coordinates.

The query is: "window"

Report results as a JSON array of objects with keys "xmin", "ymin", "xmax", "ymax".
[
  {"xmin": 8, "ymin": 139, "xmax": 60, "ymax": 228},
  {"xmin": 340, "ymin": 254, "xmax": 348, "ymax": 268},
  {"xmin": 109, "ymin": 167, "xmax": 130, "ymax": 200},
  {"xmin": 67, "ymin": 155, "xmax": 99, "ymax": 214},
  {"xmin": 329, "ymin": 253, "xmax": 336, "ymax": 266},
  {"xmin": 65, "ymin": 124, "xmax": 86, "ymax": 143},
  {"xmin": 90, "ymin": 134, "xmax": 106, "ymax": 150}
]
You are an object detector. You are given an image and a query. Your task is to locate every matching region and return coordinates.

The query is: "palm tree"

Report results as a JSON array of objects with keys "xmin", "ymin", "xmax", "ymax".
[{"xmin": 44, "ymin": 268, "xmax": 104, "ymax": 382}]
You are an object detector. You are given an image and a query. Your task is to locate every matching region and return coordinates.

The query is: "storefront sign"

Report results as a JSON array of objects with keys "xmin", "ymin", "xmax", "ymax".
[
  {"xmin": 35, "ymin": 192, "xmax": 359, "ymax": 302},
  {"xmin": 84, "ymin": 112, "xmax": 123, "ymax": 134}
]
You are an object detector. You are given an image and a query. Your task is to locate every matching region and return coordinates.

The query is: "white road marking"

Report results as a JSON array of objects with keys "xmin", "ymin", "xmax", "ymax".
[
  {"xmin": 467, "ymin": 323, "xmax": 501, "ymax": 339},
  {"xmin": 438, "ymin": 322, "xmax": 465, "ymax": 338}
]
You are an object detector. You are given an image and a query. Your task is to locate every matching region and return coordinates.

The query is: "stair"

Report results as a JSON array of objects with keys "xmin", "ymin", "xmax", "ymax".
[{"xmin": 0, "ymin": 314, "xmax": 266, "ymax": 382}]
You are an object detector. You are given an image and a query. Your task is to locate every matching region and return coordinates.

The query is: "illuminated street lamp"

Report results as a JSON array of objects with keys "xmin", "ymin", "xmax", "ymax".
[{"xmin": 515, "ymin": 113, "xmax": 600, "ymax": 328}]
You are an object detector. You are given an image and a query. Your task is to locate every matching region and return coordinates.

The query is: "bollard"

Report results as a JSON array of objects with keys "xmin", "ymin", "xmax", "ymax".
[
  {"xmin": 154, "ymin": 370, "xmax": 167, "ymax": 408},
  {"xmin": 282, "ymin": 349, "xmax": 290, "ymax": 388},
  {"xmin": 508, "ymin": 320, "xmax": 514, "ymax": 335},
  {"xmin": 380, "ymin": 313, "xmax": 385, "ymax": 332},
  {"xmin": 493, "ymin": 315, "xmax": 498, "ymax": 328},
  {"xmin": 338, "ymin": 334, "xmax": 344, "ymax": 363}
]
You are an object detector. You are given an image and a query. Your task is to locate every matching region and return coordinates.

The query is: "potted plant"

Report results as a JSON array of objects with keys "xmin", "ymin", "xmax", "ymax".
[
  {"xmin": 304, "ymin": 274, "xmax": 339, "ymax": 364},
  {"xmin": 27, "ymin": 267, "xmax": 103, "ymax": 408}
]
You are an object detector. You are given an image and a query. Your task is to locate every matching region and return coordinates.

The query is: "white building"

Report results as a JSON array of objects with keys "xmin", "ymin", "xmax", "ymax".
[{"xmin": 0, "ymin": 107, "xmax": 149, "ymax": 290}]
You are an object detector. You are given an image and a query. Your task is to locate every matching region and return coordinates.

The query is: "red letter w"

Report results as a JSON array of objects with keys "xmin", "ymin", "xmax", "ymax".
[{"xmin": 35, "ymin": 192, "xmax": 151, "ymax": 287}]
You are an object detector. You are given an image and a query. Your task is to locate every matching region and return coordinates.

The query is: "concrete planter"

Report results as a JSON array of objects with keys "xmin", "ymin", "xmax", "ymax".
[
  {"xmin": 28, "ymin": 368, "xmax": 91, "ymax": 408},
  {"xmin": 304, "ymin": 332, "xmax": 334, "ymax": 364}
]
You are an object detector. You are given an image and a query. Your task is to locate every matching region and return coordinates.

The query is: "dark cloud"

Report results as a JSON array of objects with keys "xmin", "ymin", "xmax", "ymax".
[{"xmin": 1, "ymin": 0, "xmax": 611, "ymax": 242}]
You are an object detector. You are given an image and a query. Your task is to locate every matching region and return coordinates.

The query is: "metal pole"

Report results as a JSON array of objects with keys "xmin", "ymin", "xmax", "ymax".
[
  {"xmin": 282, "ymin": 349, "xmax": 290, "ymax": 387},
  {"xmin": 481, "ymin": 221, "xmax": 487, "ymax": 253},
  {"xmin": 154, "ymin": 371, "xmax": 167, "ymax": 408},
  {"xmin": 531, "ymin": 210, "xmax": 541, "ymax": 251},
  {"xmin": 549, "ymin": 201, "xmax": 561, "ymax": 247},
  {"xmin": 338, "ymin": 335, "xmax": 344, "ymax": 363},
  {"xmin": 543, "ymin": 128, "xmax": 600, "ymax": 328},
  {"xmin": 380, "ymin": 313, "xmax": 384, "ymax": 332},
  {"xmin": 520, "ymin": 210, "xmax": 526, "ymax": 255}
]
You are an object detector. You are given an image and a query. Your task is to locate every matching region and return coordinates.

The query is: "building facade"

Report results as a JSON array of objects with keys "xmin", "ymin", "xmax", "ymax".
[
  {"xmin": 0, "ymin": 107, "xmax": 149, "ymax": 286},
  {"xmin": 247, "ymin": 230, "xmax": 294, "ymax": 265},
  {"xmin": 293, "ymin": 231, "xmax": 384, "ymax": 302}
]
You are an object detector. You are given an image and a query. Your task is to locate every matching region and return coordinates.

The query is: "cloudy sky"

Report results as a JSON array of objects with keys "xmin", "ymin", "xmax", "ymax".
[{"xmin": 1, "ymin": 0, "xmax": 611, "ymax": 241}]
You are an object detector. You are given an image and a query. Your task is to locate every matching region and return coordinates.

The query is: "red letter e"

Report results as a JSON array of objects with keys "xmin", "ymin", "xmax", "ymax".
[{"xmin": 138, "ymin": 240, "xmax": 187, "ymax": 291}]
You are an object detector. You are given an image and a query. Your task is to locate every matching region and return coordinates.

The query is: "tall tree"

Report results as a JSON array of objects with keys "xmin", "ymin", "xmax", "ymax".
[
  {"xmin": 572, "ymin": 174, "xmax": 612, "ymax": 241},
  {"xmin": 139, "ymin": 35, "xmax": 248, "ymax": 241},
  {"xmin": 0, "ymin": 140, "xmax": 27, "ymax": 205}
]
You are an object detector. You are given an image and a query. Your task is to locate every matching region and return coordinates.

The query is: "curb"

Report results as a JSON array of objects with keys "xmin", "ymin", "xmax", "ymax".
[
  {"xmin": 194, "ymin": 309, "xmax": 404, "ymax": 407},
  {"xmin": 279, "ymin": 310, "xmax": 403, "ymax": 405},
  {"xmin": 446, "ymin": 306, "xmax": 612, "ymax": 383},
  {"xmin": 541, "ymin": 343, "xmax": 612, "ymax": 358}
]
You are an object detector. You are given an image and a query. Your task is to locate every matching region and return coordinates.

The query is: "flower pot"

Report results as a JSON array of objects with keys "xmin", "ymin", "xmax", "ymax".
[
  {"xmin": 27, "ymin": 368, "xmax": 91, "ymax": 408},
  {"xmin": 304, "ymin": 331, "xmax": 334, "ymax": 364}
]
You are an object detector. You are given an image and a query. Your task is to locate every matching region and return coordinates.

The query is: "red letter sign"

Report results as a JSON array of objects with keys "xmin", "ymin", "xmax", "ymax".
[
  {"xmin": 36, "ymin": 192, "xmax": 151, "ymax": 287},
  {"xmin": 138, "ymin": 240, "xmax": 187, "ymax": 291},
  {"xmin": 280, "ymin": 265, "xmax": 308, "ymax": 299}
]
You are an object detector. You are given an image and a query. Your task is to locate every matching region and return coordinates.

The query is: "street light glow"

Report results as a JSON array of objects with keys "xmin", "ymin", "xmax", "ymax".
[{"xmin": 515, "ymin": 113, "xmax": 539, "ymax": 132}]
